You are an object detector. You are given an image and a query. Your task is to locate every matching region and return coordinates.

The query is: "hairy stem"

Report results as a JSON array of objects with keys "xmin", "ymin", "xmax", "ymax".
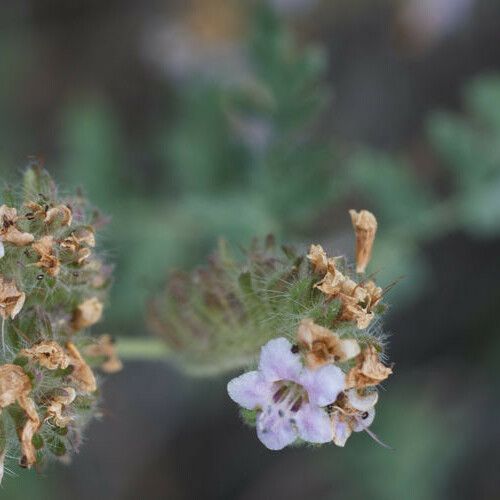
[{"xmin": 116, "ymin": 338, "xmax": 170, "ymax": 360}]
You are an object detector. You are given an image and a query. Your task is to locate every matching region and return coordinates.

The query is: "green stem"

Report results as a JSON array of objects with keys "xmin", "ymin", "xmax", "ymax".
[{"xmin": 116, "ymin": 338, "xmax": 170, "ymax": 360}]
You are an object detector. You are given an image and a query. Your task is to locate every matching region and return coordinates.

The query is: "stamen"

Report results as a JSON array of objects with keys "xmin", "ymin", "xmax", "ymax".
[
  {"xmin": 272, "ymin": 385, "xmax": 288, "ymax": 403},
  {"xmin": 290, "ymin": 396, "xmax": 303, "ymax": 413}
]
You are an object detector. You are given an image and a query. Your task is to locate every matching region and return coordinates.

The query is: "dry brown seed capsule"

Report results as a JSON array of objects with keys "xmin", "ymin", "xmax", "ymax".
[
  {"xmin": 0, "ymin": 205, "xmax": 34, "ymax": 246},
  {"xmin": 66, "ymin": 342, "xmax": 97, "ymax": 393},
  {"xmin": 24, "ymin": 201, "xmax": 47, "ymax": 220},
  {"xmin": 0, "ymin": 276, "xmax": 26, "ymax": 320},
  {"xmin": 84, "ymin": 334, "xmax": 123, "ymax": 373},
  {"xmin": 346, "ymin": 345, "xmax": 393, "ymax": 389},
  {"xmin": 71, "ymin": 297, "xmax": 103, "ymax": 331},
  {"xmin": 61, "ymin": 228, "xmax": 96, "ymax": 265},
  {"xmin": 45, "ymin": 204, "xmax": 72, "ymax": 226},
  {"xmin": 0, "ymin": 365, "xmax": 40, "ymax": 468},
  {"xmin": 349, "ymin": 209, "xmax": 378, "ymax": 274},
  {"xmin": 297, "ymin": 319, "xmax": 360, "ymax": 369},
  {"xmin": 32, "ymin": 236, "xmax": 61, "ymax": 277},
  {"xmin": 45, "ymin": 387, "xmax": 77, "ymax": 428},
  {"xmin": 306, "ymin": 244, "xmax": 336, "ymax": 275},
  {"xmin": 21, "ymin": 341, "xmax": 70, "ymax": 370}
]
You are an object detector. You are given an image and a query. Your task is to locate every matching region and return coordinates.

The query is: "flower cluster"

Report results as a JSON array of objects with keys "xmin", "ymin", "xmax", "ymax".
[
  {"xmin": 227, "ymin": 210, "xmax": 393, "ymax": 450},
  {"xmin": 0, "ymin": 165, "xmax": 120, "ymax": 480}
]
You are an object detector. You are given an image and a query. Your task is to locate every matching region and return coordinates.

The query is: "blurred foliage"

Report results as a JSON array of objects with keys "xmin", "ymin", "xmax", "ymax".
[
  {"xmin": 58, "ymin": 4, "xmax": 340, "ymax": 332},
  {"xmin": 1, "ymin": 0, "xmax": 499, "ymax": 497},
  {"xmin": 342, "ymin": 75, "xmax": 500, "ymax": 300}
]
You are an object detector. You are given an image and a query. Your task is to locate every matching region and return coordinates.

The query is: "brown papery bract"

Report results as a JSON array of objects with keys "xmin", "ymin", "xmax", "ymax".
[
  {"xmin": 32, "ymin": 235, "xmax": 61, "ymax": 277},
  {"xmin": 66, "ymin": 342, "xmax": 97, "ymax": 393},
  {"xmin": 0, "ymin": 205, "xmax": 34, "ymax": 246},
  {"xmin": 297, "ymin": 319, "xmax": 359, "ymax": 369},
  {"xmin": 45, "ymin": 204, "xmax": 73, "ymax": 227},
  {"xmin": 346, "ymin": 345, "xmax": 392, "ymax": 389},
  {"xmin": 0, "ymin": 276, "xmax": 26, "ymax": 320},
  {"xmin": 71, "ymin": 297, "xmax": 104, "ymax": 331},
  {"xmin": 21, "ymin": 341, "xmax": 70, "ymax": 370},
  {"xmin": 349, "ymin": 209, "xmax": 377, "ymax": 274},
  {"xmin": 0, "ymin": 365, "xmax": 40, "ymax": 468},
  {"xmin": 45, "ymin": 387, "xmax": 77, "ymax": 428},
  {"xmin": 306, "ymin": 244, "xmax": 336, "ymax": 275},
  {"xmin": 84, "ymin": 334, "xmax": 122, "ymax": 373}
]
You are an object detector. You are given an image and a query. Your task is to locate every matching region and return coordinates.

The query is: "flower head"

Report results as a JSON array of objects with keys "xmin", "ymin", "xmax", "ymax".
[
  {"xmin": 228, "ymin": 337, "xmax": 345, "ymax": 450},
  {"xmin": 0, "ymin": 166, "xmax": 116, "ymax": 476}
]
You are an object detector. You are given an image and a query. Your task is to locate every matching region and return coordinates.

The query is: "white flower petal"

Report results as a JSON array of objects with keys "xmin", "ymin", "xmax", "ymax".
[
  {"xmin": 347, "ymin": 388, "xmax": 378, "ymax": 412},
  {"xmin": 352, "ymin": 408, "xmax": 376, "ymax": 432},
  {"xmin": 295, "ymin": 404, "xmax": 333, "ymax": 444},
  {"xmin": 258, "ymin": 337, "xmax": 302, "ymax": 383},
  {"xmin": 227, "ymin": 371, "xmax": 270, "ymax": 410},
  {"xmin": 0, "ymin": 241, "xmax": 4, "ymax": 259},
  {"xmin": 339, "ymin": 338, "xmax": 360, "ymax": 361},
  {"xmin": 300, "ymin": 364, "xmax": 345, "ymax": 407},
  {"xmin": 256, "ymin": 409, "xmax": 297, "ymax": 450}
]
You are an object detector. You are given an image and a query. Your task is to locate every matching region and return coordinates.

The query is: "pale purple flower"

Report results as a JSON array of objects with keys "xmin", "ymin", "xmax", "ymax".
[{"xmin": 227, "ymin": 337, "xmax": 345, "ymax": 450}]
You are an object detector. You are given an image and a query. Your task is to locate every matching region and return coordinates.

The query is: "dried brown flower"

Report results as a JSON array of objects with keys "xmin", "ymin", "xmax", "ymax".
[
  {"xmin": 316, "ymin": 270, "xmax": 383, "ymax": 329},
  {"xmin": 45, "ymin": 387, "xmax": 76, "ymax": 428},
  {"xmin": 0, "ymin": 364, "xmax": 40, "ymax": 467},
  {"xmin": 297, "ymin": 319, "xmax": 359, "ymax": 369},
  {"xmin": 0, "ymin": 205, "xmax": 34, "ymax": 246},
  {"xmin": 24, "ymin": 201, "xmax": 48, "ymax": 220},
  {"xmin": 20, "ymin": 396, "xmax": 41, "ymax": 468},
  {"xmin": 349, "ymin": 209, "xmax": 377, "ymax": 274},
  {"xmin": 66, "ymin": 342, "xmax": 97, "ymax": 393},
  {"xmin": 346, "ymin": 345, "xmax": 392, "ymax": 389},
  {"xmin": 0, "ymin": 276, "xmax": 26, "ymax": 320},
  {"xmin": 330, "ymin": 388, "xmax": 378, "ymax": 447},
  {"xmin": 61, "ymin": 228, "xmax": 95, "ymax": 265},
  {"xmin": 32, "ymin": 236, "xmax": 61, "ymax": 277},
  {"xmin": 84, "ymin": 334, "xmax": 122, "ymax": 373},
  {"xmin": 45, "ymin": 204, "xmax": 72, "ymax": 226},
  {"xmin": 71, "ymin": 297, "xmax": 103, "ymax": 331},
  {"xmin": 21, "ymin": 341, "xmax": 70, "ymax": 370},
  {"xmin": 306, "ymin": 244, "xmax": 336, "ymax": 275}
]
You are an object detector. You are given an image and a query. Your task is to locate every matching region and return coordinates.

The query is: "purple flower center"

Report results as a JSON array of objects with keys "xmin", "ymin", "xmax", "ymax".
[{"xmin": 258, "ymin": 381, "xmax": 307, "ymax": 436}]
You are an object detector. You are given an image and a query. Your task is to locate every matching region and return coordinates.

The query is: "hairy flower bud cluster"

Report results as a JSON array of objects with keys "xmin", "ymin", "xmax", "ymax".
[
  {"xmin": 149, "ymin": 235, "xmax": 309, "ymax": 375},
  {"xmin": 0, "ymin": 165, "xmax": 120, "ymax": 480}
]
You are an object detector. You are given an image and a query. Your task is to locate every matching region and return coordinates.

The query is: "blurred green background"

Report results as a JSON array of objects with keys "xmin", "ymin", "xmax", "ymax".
[{"xmin": 1, "ymin": 0, "xmax": 499, "ymax": 498}]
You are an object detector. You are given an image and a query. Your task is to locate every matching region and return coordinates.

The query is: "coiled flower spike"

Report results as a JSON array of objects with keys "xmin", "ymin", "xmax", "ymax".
[
  {"xmin": 0, "ymin": 164, "xmax": 121, "ymax": 481},
  {"xmin": 152, "ymin": 208, "xmax": 393, "ymax": 450}
]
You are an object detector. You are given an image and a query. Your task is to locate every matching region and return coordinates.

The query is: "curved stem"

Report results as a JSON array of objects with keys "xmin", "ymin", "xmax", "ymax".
[{"xmin": 116, "ymin": 338, "xmax": 170, "ymax": 361}]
